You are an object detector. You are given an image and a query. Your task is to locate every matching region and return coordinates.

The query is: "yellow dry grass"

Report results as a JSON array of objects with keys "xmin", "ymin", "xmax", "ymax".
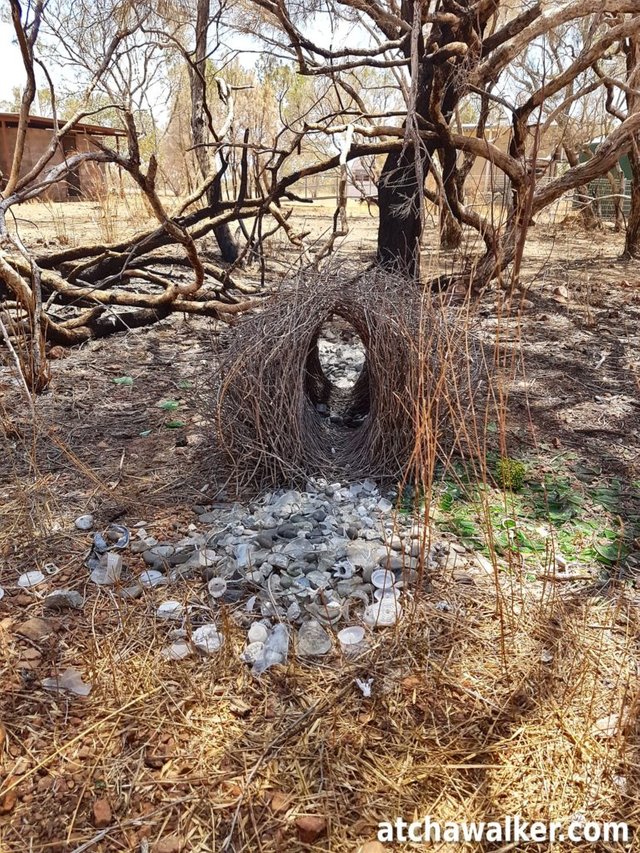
[{"xmin": 0, "ymin": 556, "xmax": 638, "ymax": 852}]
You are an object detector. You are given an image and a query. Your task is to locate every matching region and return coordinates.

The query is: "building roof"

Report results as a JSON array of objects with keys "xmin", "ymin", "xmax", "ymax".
[{"xmin": 0, "ymin": 112, "xmax": 126, "ymax": 137}]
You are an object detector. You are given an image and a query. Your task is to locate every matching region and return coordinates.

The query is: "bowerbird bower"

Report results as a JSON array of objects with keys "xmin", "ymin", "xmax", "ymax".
[{"xmin": 213, "ymin": 267, "xmax": 485, "ymax": 491}]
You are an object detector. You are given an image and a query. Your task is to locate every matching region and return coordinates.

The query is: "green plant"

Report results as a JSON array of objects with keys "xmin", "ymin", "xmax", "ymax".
[{"xmin": 496, "ymin": 457, "xmax": 526, "ymax": 492}]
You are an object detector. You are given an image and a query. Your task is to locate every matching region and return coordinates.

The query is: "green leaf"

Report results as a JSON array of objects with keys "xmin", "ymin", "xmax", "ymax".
[
  {"xmin": 594, "ymin": 542, "xmax": 628, "ymax": 564},
  {"xmin": 177, "ymin": 380, "xmax": 192, "ymax": 390},
  {"xmin": 164, "ymin": 420, "xmax": 186, "ymax": 429},
  {"xmin": 439, "ymin": 492, "xmax": 454, "ymax": 512},
  {"xmin": 112, "ymin": 376, "xmax": 133, "ymax": 386},
  {"xmin": 158, "ymin": 399, "xmax": 180, "ymax": 411}
]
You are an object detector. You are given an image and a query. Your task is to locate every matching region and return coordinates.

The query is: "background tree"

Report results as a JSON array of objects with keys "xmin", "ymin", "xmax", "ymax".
[{"xmin": 246, "ymin": 0, "xmax": 640, "ymax": 282}]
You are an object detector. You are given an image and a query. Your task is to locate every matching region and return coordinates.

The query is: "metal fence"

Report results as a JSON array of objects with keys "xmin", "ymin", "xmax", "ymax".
[{"xmin": 574, "ymin": 176, "xmax": 631, "ymax": 219}]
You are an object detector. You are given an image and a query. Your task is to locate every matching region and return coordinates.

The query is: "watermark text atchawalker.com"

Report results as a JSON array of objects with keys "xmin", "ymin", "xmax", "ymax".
[{"xmin": 377, "ymin": 815, "xmax": 630, "ymax": 844}]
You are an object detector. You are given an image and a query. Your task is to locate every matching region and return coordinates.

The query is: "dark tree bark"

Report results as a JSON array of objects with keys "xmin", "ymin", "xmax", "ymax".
[
  {"xmin": 377, "ymin": 145, "xmax": 428, "ymax": 274},
  {"xmin": 438, "ymin": 146, "xmax": 463, "ymax": 250},
  {"xmin": 439, "ymin": 204, "xmax": 463, "ymax": 249},
  {"xmin": 623, "ymin": 36, "xmax": 640, "ymax": 257},
  {"xmin": 189, "ymin": 0, "xmax": 239, "ymax": 263},
  {"xmin": 624, "ymin": 144, "xmax": 640, "ymax": 256},
  {"xmin": 376, "ymin": 2, "xmax": 490, "ymax": 277}
]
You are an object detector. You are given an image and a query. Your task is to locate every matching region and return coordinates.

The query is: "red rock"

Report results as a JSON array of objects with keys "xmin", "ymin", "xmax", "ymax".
[
  {"xmin": 16, "ymin": 617, "xmax": 55, "ymax": 643},
  {"xmin": 92, "ymin": 797, "xmax": 112, "ymax": 828},
  {"xmin": 296, "ymin": 815, "xmax": 327, "ymax": 843},
  {"xmin": 0, "ymin": 778, "xmax": 19, "ymax": 814},
  {"xmin": 36, "ymin": 776, "xmax": 54, "ymax": 793}
]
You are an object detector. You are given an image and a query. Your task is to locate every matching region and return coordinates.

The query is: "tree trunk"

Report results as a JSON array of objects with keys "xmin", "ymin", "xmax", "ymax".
[
  {"xmin": 375, "ymin": 2, "xmax": 488, "ymax": 278},
  {"xmin": 376, "ymin": 146, "xmax": 425, "ymax": 278},
  {"xmin": 623, "ymin": 37, "xmax": 640, "ymax": 257},
  {"xmin": 439, "ymin": 204, "xmax": 463, "ymax": 250},
  {"xmin": 562, "ymin": 144, "xmax": 599, "ymax": 228},
  {"xmin": 437, "ymin": 146, "xmax": 463, "ymax": 250},
  {"xmin": 189, "ymin": 0, "xmax": 238, "ymax": 263},
  {"xmin": 624, "ymin": 144, "xmax": 640, "ymax": 257}
]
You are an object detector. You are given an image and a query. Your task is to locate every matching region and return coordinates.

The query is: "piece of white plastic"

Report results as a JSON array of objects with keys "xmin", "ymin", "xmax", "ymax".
[
  {"xmin": 192, "ymin": 624, "xmax": 224, "ymax": 654},
  {"xmin": 139, "ymin": 569, "xmax": 166, "ymax": 588},
  {"xmin": 207, "ymin": 577, "xmax": 227, "ymax": 598},
  {"xmin": 251, "ymin": 623, "xmax": 289, "ymax": 675},
  {"xmin": 338, "ymin": 626, "xmax": 365, "ymax": 652},
  {"xmin": 42, "ymin": 667, "xmax": 92, "ymax": 697},
  {"xmin": 355, "ymin": 677, "xmax": 373, "ymax": 698},
  {"xmin": 363, "ymin": 597, "xmax": 402, "ymax": 627},
  {"xmin": 18, "ymin": 571, "xmax": 45, "ymax": 588},
  {"xmin": 90, "ymin": 553, "xmax": 122, "ymax": 585},
  {"xmin": 156, "ymin": 600, "xmax": 184, "ymax": 620},
  {"xmin": 370, "ymin": 569, "xmax": 395, "ymax": 590},
  {"xmin": 162, "ymin": 641, "xmax": 192, "ymax": 660}
]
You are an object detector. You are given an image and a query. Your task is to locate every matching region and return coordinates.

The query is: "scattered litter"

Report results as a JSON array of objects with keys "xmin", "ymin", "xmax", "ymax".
[
  {"xmin": 89, "ymin": 525, "xmax": 130, "ymax": 560},
  {"xmin": 355, "ymin": 677, "xmax": 373, "ymax": 698},
  {"xmin": 75, "ymin": 514, "xmax": 94, "ymax": 531},
  {"xmin": 139, "ymin": 570, "xmax": 167, "ymax": 588},
  {"xmin": 370, "ymin": 569, "xmax": 395, "ymax": 590},
  {"xmin": 106, "ymin": 525, "xmax": 130, "ymax": 549},
  {"xmin": 90, "ymin": 553, "xmax": 122, "ymax": 585},
  {"xmin": 337, "ymin": 625, "xmax": 365, "ymax": 653},
  {"xmin": 373, "ymin": 587, "xmax": 401, "ymax": 602},
  {"xmin": 192, "ymin": 624, "xmax": 224, "ymax": 654},
  {"xmin": 297, "ymin": 619, "xmax": 331, "ymax": 656},
  {"xmin": 162, "ymin": 641, "xmax": 192, "ymax": 661},
  {"xmin": 363, "ymin": 598, "xmax": 402, "ymax": 627},
  {"xmin": 156, "ymin": 601, "xmax": 184, "ymax": 620},
  {"xmin": 42, "ymin": 667, "xmax": 92, "ymax": 697},
  {"xmin": 207, "ymin": 577, "xmax": 227, "ymax": 598},
  {"xmin": 17, "ymin": 571, "xmax": 45, "ymax": 589},
  {"xmin": 252, "ymin": 624, "xmax": 289, "ymax": 675}
]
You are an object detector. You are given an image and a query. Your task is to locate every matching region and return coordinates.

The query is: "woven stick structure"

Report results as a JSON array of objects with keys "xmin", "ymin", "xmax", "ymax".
[{"xmin": 213, "ymin": 267, "xmax": 484, "ymax": 491}]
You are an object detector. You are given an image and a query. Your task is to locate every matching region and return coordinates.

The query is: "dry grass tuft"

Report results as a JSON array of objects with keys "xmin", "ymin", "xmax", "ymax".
[{"xmin": 1, "ymin": 562, "xmax": 638, "ymax": 852}]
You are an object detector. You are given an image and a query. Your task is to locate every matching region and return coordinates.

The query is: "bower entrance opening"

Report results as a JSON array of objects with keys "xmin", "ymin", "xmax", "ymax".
[{"xmin": 304, "ymin": 318, "xmax": 371, "ymax": 428}]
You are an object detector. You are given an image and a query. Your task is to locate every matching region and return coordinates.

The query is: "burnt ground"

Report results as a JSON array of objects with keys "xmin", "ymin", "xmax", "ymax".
[
  {"xmin": 4, "ymin": 221, "xmax": 639, "ymax": 556},
  {"xmin": 1, "ymin": 219, "xmax": 640, "ymax": 852}
]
